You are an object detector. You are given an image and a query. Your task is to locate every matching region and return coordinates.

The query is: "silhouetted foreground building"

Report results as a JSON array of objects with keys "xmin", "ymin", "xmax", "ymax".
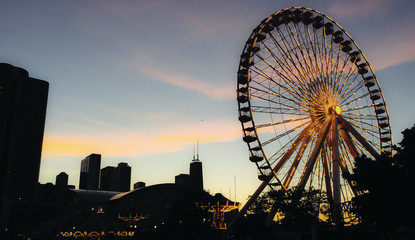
[
  {"xmin": 0, "ymin": 63, "xmax": 49, "ymax": 235},
  {"xmin": 79, "ymin": 153, "xmax": 101, "ymax": 190}
]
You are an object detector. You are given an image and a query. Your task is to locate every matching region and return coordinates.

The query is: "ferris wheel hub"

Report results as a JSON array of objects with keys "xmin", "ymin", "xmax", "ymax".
[{"xmin": 334, "ymin": 105, "xmax": 342, "ymax": 115}]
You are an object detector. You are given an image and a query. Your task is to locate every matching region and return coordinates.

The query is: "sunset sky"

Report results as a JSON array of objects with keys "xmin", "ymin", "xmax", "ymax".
[{"xmin": 1, "ymin": 0, "xmax": 415, "ymax": 204}]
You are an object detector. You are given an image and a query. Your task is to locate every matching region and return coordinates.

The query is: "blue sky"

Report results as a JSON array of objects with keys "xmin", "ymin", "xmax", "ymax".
[{"xmin": 1, "ymin": 0, "xmax": 415, "ymax": 204}]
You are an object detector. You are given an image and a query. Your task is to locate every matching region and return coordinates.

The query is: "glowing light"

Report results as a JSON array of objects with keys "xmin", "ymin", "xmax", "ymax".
[{"xmin": 335, "ymin": 105, "xmax": 342, "ymax": 115}]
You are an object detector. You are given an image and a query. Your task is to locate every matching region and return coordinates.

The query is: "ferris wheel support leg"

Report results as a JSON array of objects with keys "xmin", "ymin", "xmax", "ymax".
[
  {"xmin": 331, "ymin": 117, "xmax": 343, "ymax": 226},
  {"xmin": 338, "ymin": 117, "xmax": 380, "ymax": 159}
]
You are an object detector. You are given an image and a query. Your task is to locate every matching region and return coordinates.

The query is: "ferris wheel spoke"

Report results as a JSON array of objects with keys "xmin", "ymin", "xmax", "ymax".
[
  {"xmin": 282, "ymin": 24, "xmax": 317, "ymax": 85},
  {"xmin": 249, "ymin": 85, "xmax": 305, "ymax": 107},
  {"xmin": 340, "ymin": 91, "xmax": 370, "ymax": 108},
  {"xmin": 261, "ymin": 121, "xmax": 309, "ymax": 147},
  {"xmin": 255, "ymin": 116, "xmax": 310, "ymax": 129},
  {"xmin": 343, "ymin": 102, "xmax": 383, "ymax": 112},
  {"xmin": 250, "ymin": 93, "xmax": 310, "ymax": 115},
  {"xmin": 258, "ymin": 41, "xmax": 311, "ymax": 99},
  {"xmin": 342, "ymin": 116, "xmax": 380, "ymax": 136},
  {"xmin": 250, "ymin": 65, "xmax": 304, "ymax": 102},
  {"xmin": 251, "ymin": 71, "xmax": 304, "ymax": 105},
  {"xmin": 336, "ymin": 64, "xmax": 361, "ymax": 101},
  {"xmin": 251, "ymin": 106, "xmax": 308, "ymax": 116},
  {"xmin": 301, "ymin": 24, "xmax": 320, "ymax": 78},
  {"xmin": 342, "ymin": 114, "xmax": 377, "ymax": 122}
]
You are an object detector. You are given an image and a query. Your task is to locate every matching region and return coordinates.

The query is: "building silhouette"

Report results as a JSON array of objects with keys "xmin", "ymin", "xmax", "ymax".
[
  {"xmin": 175, "ymin": 174, "xmax": 190, "ymax": 186},
  {"xmin": 116, "ymin": 162, "xmax": 131, "ymax": 192},
  {"xmin": 0, "ymin": 63, "xmax": 49, "ymax": 232},
  {"xmin": 100, "ymin": 163, "xmax": 131, "ymax": 192},
  {"xmin": 175, "ymin": 146, "xmax": 204, "ymax": 190},
  {"xmin": 55, "ymin": 172, "xmax": 68, "ymax": 191},
  {"xmin": 79, "ymin": 154, "xmax": 101, "ymax": 190},
  {"xmin": 133, "ymin": 181, "xmax": 146, "ymax": 189},
  {"xmin": 100, "ymin": 166, "xmax": 117, "ymax": 191}
]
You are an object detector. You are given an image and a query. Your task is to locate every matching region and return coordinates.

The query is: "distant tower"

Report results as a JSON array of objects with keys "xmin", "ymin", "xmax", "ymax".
[
  {"xmin": 189, "ymin": 143, "xmax": 203, "ymax": 190},
  {"xmin": 79, "ymin": 154, "xmax": 101, "ymax": 190},
  {"xmin": 116, "ymin": 162, "xmax": 131, "ymax": 192},
  {"xmin": 0, "ymin": 63, "xmax": 49, "ymax": 229}
]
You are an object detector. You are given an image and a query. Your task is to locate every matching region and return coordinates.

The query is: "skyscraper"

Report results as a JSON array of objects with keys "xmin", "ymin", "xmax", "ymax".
[
  {"xmin": 79, "ymin": 154, "xmax": 101, "ymax": 190},
  {"xmin": 190, "ymin": 158, "xmax": 203, "ymax": 191},
  {"xmin": 0, "ymin": 63, "xmax": 49, "ymax": 230},
  {"xmin": 116, "ymin": 162, "xmax": 131, "ymax": 192}
]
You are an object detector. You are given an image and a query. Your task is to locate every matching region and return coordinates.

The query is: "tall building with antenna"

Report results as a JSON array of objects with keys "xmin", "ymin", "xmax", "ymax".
[{"xmin": 189, "ymin": 143, "xmax": 203, "ymax": 191}]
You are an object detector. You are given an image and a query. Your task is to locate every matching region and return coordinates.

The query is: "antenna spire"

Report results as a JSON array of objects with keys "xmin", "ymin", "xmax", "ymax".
[
  {"xmin": 197, "ymin": 140, "xmax": 199, "ymax": 160},
  {"xmin": 193, "ymin": 145, "xmax": 195, "ymax": 160}
]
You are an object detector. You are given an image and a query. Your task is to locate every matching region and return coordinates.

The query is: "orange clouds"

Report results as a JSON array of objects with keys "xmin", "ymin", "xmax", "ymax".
[{"xmin": 42, "ymin": 120, "xmax": 241, "ymax": 158}]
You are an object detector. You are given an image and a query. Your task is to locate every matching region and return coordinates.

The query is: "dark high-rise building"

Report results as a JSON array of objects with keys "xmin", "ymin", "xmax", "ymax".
[
  {"xmin": 116, "ymin": 162, "xmax": 131, "ymax": 192},
  {"xmin": 0, "ymin": 63, "xmax": 49, "ymax": 231},
  {"xmin": 190, "ymin": 158, "xmax": 203, "ymax": 191},
  {"xmin": 79, "ymin": 154, "xmax": 101, "ymax": 190},
  {"xmin": 100, "ymin": 166, "xmax": 117, "ymax": 191}
]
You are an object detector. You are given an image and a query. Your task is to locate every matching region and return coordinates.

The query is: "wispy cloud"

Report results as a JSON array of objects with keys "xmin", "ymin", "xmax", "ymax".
[
  {"xmin": 141, "ymin": 67, "xmax": 234, "ymax": 100},
  {"xmin": 328, "ymin": 0, "xmax": 394, "ymax": 19}
]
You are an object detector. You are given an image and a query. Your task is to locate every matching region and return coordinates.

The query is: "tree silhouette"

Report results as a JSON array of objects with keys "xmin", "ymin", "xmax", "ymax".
[
  {"xmin": 272, "ymin": 187, "xmax": 329, "ymax": 230},
  {"xmin": 347, "ymin": 124, "xmax": 415, "ymax": 228}
]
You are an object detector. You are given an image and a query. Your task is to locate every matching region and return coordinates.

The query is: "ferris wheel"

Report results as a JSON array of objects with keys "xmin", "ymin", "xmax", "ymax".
[{"xmin": 236, "ymin": 7, "xmax": 392, "ymax": 223}]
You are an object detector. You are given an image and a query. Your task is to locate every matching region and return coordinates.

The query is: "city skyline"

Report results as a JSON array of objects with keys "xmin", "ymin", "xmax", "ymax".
[{"xmin": 1, "ymin": 0, "xmax": 415, "ymax": 204}]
